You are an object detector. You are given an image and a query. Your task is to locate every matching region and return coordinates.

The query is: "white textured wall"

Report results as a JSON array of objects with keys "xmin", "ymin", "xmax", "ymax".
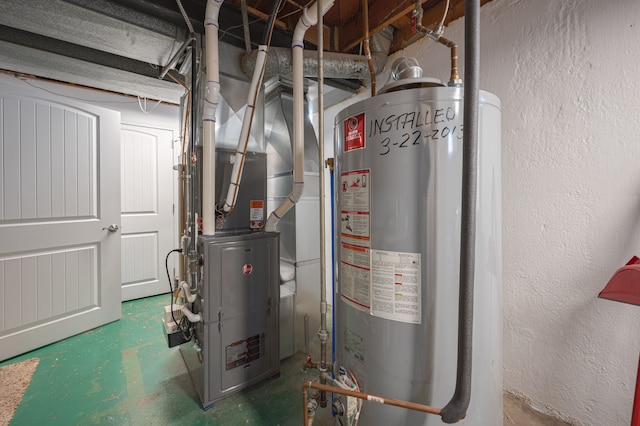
[{"xmin": 329, "ymin": 0, "xmax": 640, "ymax": 424}]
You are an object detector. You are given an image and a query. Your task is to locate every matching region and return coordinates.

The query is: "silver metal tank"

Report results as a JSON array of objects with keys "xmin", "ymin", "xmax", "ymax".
[{"xmin": 333, "ymin": 83, "xmax": 502, "ymax": 425}]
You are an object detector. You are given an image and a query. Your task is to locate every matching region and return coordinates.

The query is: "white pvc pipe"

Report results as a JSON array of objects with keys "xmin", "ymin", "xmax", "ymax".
[
  {"xmin": 265, "ymin": 0, "xmax": 334, "ymax": 232},
  {"xmin": 202, "ymin": 0, "xmax": 224, "ymax": 235},
  {"xmin": 180, "ymin": 281, "xmax": 197, "ymax": 303},
  {"xmin": 222, "ymin": 45, "xmax": 268, "ymax": 213},
  {"xmin": 179, "ymin": 281, "xmax": 202, "ymax": 322},
  {"xmin": 181, "ymin": 305, "xmax": 203, "ymax": 323}
]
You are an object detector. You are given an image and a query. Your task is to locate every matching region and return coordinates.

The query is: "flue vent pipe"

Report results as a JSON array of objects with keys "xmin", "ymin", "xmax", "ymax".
[
  {"xmin": 202, "ymin": 0, "xmax": 224, "ymax": 235},
  {"xmin": 222, "ymin": 0, "xmax": 285, "ymax": 216},
  {"xmin": 265, "ymin": 0, "xmax": 335, "ymax": 232}
]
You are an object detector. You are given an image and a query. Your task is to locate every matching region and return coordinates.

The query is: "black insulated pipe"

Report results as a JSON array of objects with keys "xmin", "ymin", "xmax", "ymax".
[
  {"xmin": 261, "ymin": 0, "xmax": 284, "ymax": 46},
  {"xmin": 440, "ymin": 0, "xmax": 480, "ymax": 423}
]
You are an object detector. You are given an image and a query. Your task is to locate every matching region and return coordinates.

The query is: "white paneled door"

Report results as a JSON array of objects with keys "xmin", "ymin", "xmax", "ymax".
[
  {"xmin": 0, "ymin": 78, "xmax": 121, "ymax": 361},
  {"xmin": 120, "ymin": 125, "xmax": 174, "ymax": 301}
]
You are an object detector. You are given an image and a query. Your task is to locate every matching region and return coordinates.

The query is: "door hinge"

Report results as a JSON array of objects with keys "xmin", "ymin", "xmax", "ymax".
[{"xmin": 172, "ymin": 203, "xmax": 175, "ymax": 215}]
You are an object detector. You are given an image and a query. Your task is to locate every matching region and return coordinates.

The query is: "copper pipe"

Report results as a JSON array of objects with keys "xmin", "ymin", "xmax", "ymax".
[
  {"xmin": 303, "ymin": 383, "xmax": 309, "ymax": 425},
  {"xmin": 414, "ymin": 0, "xmax": 460, "ymax": 86},
  {"xmin": 303, "ymin": 361, "xmax": 318, "ymax": 371},
  {"xmin": 435, "ymin": 34, "xmax": 460, "ymax": 84},
  {"xmin": 362, "ymin": 0, "xmax": 376, "ymax": 96},
  {"xmin": 302, "ymin": 381, "xmax": 442, "ymax": 424}
]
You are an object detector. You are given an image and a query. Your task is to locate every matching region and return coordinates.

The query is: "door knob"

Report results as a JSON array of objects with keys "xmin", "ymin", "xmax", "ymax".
[{"xmin": 102, "ymin": 224, "xmax": 119, "ymax": 233}]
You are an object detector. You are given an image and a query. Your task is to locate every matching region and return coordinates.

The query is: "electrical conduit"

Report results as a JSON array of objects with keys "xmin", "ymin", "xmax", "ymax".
[
  {"xmin": 222, "ymin": 0, "xmax": 285, "ymax": 216},
  {"xmin": 265, "ymin": 0, "xmax": 334, "ymax": 232},
  {"xmin": 202, "ymin": 0, "xmax": 223, "ymax": 235}
]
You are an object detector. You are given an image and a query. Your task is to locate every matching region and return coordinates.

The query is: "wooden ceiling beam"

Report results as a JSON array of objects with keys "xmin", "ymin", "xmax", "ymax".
[
  {"xmin": 394, "ymin": 0, "xmax": 491, "ymax": 51},
  {"xmin": 338, "ymin": 0, "xmax": 433, "ymax": 52},
  {"xmin": 226, "ymin": 0, "xmax": 494, "ymax": 54},
  {"xmin": 229, "ymin": 0, "xmax": 291, "ymax": 33}
]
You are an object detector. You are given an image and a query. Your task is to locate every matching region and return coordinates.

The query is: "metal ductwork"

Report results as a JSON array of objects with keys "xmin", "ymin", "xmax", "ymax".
[{"xmin": 240, "ymin": 26, "xmax": 393, "ymax": 81}]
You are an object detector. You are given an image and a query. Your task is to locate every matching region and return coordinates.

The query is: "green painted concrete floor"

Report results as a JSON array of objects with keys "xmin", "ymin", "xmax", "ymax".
[{"xmin": 1, "ymin": 295, "xmax": 331, "ymax": 426}]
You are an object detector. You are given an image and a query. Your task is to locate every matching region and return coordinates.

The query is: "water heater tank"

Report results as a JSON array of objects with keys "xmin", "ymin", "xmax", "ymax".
[{"xmin": 333, "ymin": 84, "xmax": 502, "ymax": 425}]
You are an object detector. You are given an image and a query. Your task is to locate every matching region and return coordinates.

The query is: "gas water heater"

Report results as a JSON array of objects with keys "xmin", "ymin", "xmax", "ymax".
[{"xmin": 333, "ymin": 80, "xmax": 502, "ymax": 425}]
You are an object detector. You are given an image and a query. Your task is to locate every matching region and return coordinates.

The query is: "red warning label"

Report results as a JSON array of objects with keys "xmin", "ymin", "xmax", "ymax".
[
  {"xmin": 344, "ymin": 113, "xmax": 365, "ymax": 152},
  {"xmin": 250, "ymin": 200, "xmax": 264, "ymax": 229}
]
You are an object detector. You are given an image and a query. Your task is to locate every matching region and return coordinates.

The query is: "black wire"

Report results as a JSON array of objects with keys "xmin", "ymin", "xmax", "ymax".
[
  {"xmin": 260, "ymin": 0, "xmax": 286, "ymax": 46},
  {"xmin": 165, "ymin": 248, "xmax": 193, "ymax": 341}
]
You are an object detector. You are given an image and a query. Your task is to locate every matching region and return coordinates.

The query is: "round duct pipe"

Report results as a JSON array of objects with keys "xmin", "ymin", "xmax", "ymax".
[{"xmin": 240, "ymin": 26, "xmax": 393, "ymax": 81}]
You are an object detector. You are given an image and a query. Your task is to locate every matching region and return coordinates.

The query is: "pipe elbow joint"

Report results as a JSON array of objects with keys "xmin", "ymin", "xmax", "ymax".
[
  {"xmin": 290, "ymin": 181, "xmax": 304, "ymax": 203},
  {"xmin": 292, "ymin": 6, "xmax": 315, "ymax": 45},
  {"xmin": 264, "ymin": 182, "xmax": 303, "ymax": 232},
  {"xmin": 293, "ymin": 0, "xmax": 334, "ymax": 45},
  {"xmin": 180, "ymin": 281, "xmax": 197, "ymax": 303},
  {"xmin": 293, "ymin": 17, "xmax": 311, "ymax": 45},
  {"xmin": 318, "ymin": 0, "xmax": 336, "ymax": 19},
  {"xmin": 180, "ymin": 305, "xmax": 202, "ymax": 323},
  {"xmin": 440, "ymin": 399, "xmax": 468, "ymax": 424},
  {"xmin": 204, "ymin": 0, "xmax": 223, "ymax": 24},
  {"xmin": 264, "ymin": 215, "xmax": 279, "ymax": 233}
]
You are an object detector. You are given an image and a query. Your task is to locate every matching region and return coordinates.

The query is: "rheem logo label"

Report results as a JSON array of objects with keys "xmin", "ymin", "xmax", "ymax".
[{"xmin": 344, "ymin": 113, "xmax": 365, "ymax": 152}]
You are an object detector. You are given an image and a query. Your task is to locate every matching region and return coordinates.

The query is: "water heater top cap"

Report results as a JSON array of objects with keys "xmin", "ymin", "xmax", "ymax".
[
  {"xmin": 377, "ymin": 77, "xmax": 445, "ymax": 95},
  {"xmin": 378, "ymin": 57, "xmax": 445, "ymax": 95},
  {"xmin": 388, "ymin": 57, "xmax": 423, "ymax": 81}
]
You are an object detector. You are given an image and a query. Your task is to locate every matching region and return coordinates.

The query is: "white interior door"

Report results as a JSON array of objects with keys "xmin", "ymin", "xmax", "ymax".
[
  {"xmin": 0, "ymin": 77, "xmax": 121, "ymax": 361},
  {"xmin": 120, "ymin": 124, "xmax": 174, "ymax": 301}
]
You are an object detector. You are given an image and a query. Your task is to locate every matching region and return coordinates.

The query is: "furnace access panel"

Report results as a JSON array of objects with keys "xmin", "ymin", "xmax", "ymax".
[{"xmin": 181, "ymin": 231, "xmax": 280, "ymax": 409}]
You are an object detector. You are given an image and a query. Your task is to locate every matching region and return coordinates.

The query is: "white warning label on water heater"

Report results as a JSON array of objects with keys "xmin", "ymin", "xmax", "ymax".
[
  {"xmin": 340, "ymin": 243, "xmax": 371, "ymax": 312},
  {"xmin": 340, "ymin": 169, "xmax": 370, "ymax": 248},
  {"xmin": 370, "ymin": 249, "xmax": 421, "ymax": 324}
]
